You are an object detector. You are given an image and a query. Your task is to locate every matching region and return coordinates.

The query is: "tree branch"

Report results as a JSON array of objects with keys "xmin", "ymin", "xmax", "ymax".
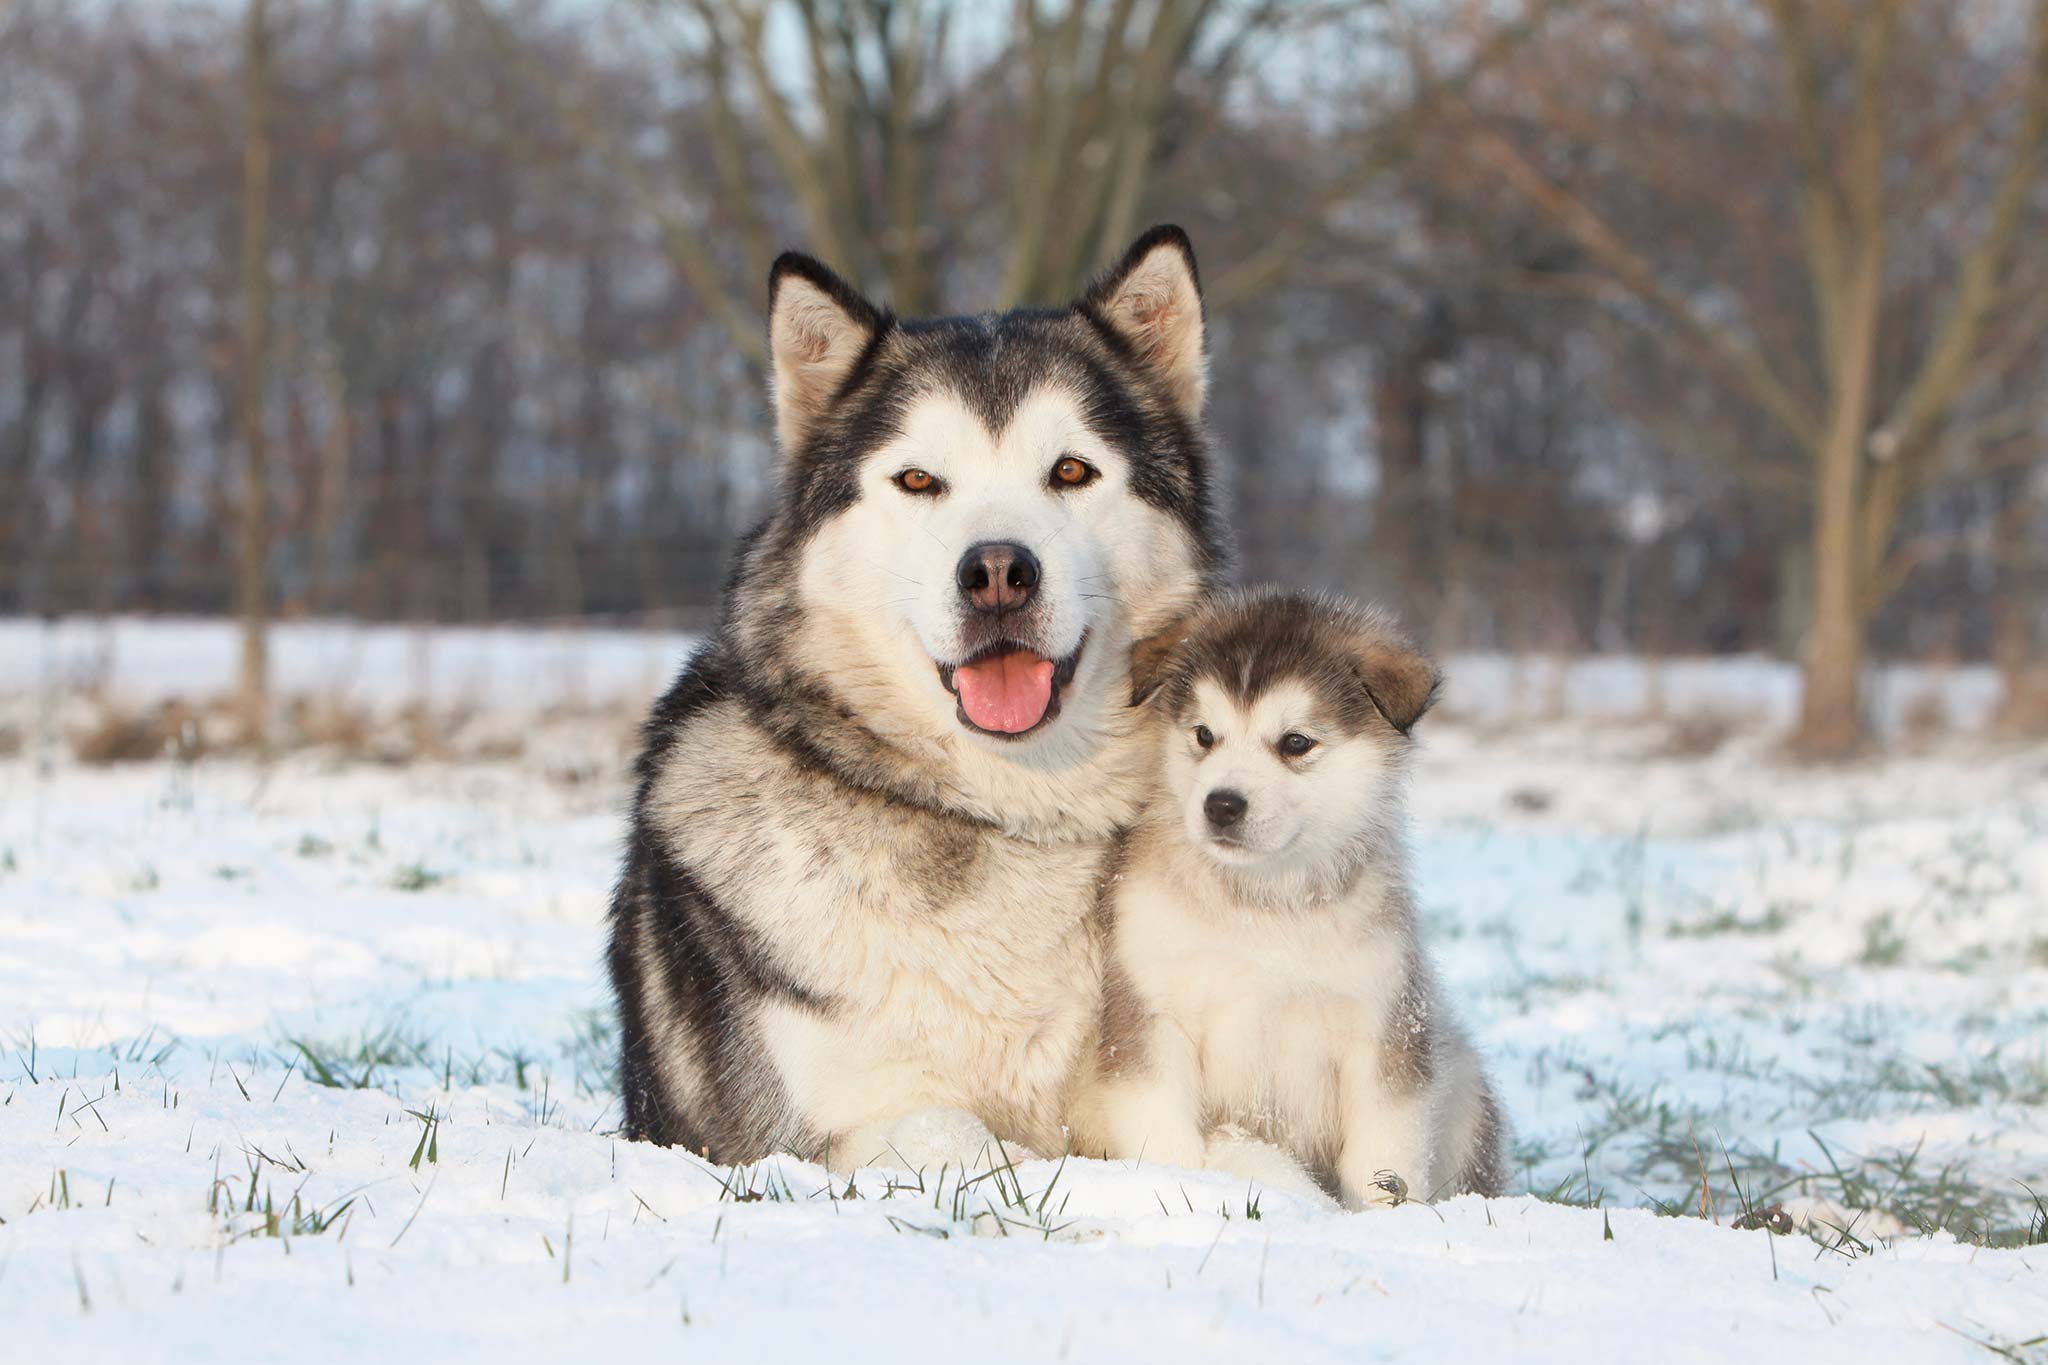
[
  {"xmin": 1208, "ymin": 0, "xmax": 1582, "ymax": 309},
  {"xmin": 1467, "ymin": 125, "xmax": 1824, "ymax": 451},
  {"xmin": 722, "ymin": 0, "xmax": 853, "ymax": 273},
  {"xmin": 462, "ymin": 0, "xmax": 766, "ymax": 366},
  {"xmin": 1763, "ymin": 0, "xmax": 1849, "ymax": 377},
  {"xmin": 1870, "ymin": 0, "xmax": 2048, "ymax": 469}
]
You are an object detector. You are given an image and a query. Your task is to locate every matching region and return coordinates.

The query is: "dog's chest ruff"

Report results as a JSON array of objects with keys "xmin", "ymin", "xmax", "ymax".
[
  {"xmin": 649, "ymin": 698, "xmax": 1112, "ymax": 1147},
  {"xmin": 1114, "ymin": 855, "xmax": 1409, "ymax": 1121}
]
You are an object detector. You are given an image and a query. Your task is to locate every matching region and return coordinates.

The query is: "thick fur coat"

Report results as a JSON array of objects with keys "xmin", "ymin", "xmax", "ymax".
[
  {"xmin": 609, "ymin": 228, "xmax": 1223, "ymax": 1170},
  {"xmin": 1072, "ymin": 590, "xmax": 1510, "ymax": 1206}
]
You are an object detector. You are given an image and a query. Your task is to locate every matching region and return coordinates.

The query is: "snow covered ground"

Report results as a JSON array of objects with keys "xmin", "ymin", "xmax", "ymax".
[
  {"xmin": 2, "ymin": 619, "xmax": 2045, "ymax": 1361},
  {"xmin": 0, "ymin": 613, "xmax": 2012, "ymax": 733}
]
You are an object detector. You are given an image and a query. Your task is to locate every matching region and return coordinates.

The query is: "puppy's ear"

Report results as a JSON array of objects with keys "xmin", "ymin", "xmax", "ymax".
[
  {"xmin": 1080, "ymin": 225, "xmax": 1206, "ymax": 422},
  {"xmin": 1129, "ymin": 621, "xmax": 1192, "ymax": 707},
  {"xmin": 768, "ymin": 253, "xmax": 887, "ymax": 455},
  {"xmin": 1354, "ymin": 634, "xmax": 1440, "ymax": 736}
]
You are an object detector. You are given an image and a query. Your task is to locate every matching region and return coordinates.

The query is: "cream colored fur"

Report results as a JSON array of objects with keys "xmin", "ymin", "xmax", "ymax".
[
  {"xmin": 644, "ymin": 383, "xmax": 1206, "ymax": 1171},
  {"xmin": 643, "ymin": 693, "xmax": 1112, "ymax": 1169},
  {"xmin": 1076, "ymin": 678, "xmax": 1497, "ymax": 1207},
  {"xmin": 1093, "ymin": 239, "xmax": 1207, "ymax": 418},
  {"xmin": 768, "ymin": 273, "xmax": 872, "ymax": 453}
]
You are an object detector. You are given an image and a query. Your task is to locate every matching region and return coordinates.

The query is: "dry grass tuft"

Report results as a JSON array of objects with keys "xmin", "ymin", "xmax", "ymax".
[
  {"xmin": 284, "ymin": 695, "xmax": 376, "ymax": 755},
  {"xmin": 71, "ymin": 700, "xmax": 212, "ymax": 765},
  {"xmin": 56, "ymin": 691, "xmax": 629, "ymax": 770},
  {"xmin": 1993, "ymin": 666, "xmax": 2048, "ymax": 739},
  {"xmin": 1661, "ymin": 711, "xmax": 1736, "ymax": 758},
  {"xmin": 396, "ymin": 703, "xmax": 452, "ymax": 764},
  {"xmin": 1898, "ymin": 689, "xmax": 1950, "ymax": 749}
]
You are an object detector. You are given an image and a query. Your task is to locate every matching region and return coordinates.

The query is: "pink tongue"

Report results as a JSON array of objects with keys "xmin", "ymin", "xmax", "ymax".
[{"xmin": 953, "ymin": 650, "xmax": 1056, "ymax": 734}]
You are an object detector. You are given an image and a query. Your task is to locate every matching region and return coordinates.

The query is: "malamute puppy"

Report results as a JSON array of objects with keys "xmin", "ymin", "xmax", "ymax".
[
  {"xmin": 610, "ymin": 228, "xmax": 1223, "ymax": 1171},
  {"xmin": 1076, "ymin": 590, "xmax": 1509, "ymax": 1206}
]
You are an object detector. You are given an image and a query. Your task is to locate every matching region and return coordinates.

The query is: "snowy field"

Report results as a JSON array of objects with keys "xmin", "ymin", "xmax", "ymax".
[
  {"xmin": 0, "ymin": 614, "xmax": 2012, "ymax": 733},
  {"xmin": 2, "ymin": 619, "xmax": 2045, "ymax": 1362}
]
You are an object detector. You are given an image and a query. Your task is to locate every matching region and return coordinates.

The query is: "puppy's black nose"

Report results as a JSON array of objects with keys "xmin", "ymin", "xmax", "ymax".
[
  {"xmin": 956, "ymin": 541, "xmax": 1040, "ymax": 614},
  {"xmin": 1204, "ymin": 789, "xmax": 1248, "ymax": 830}
]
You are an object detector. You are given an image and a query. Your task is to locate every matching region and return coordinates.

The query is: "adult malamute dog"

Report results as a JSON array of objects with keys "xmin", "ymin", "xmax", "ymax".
[
  {"xmin": 1073, "ymin": 590, "xmax": 1509, "ymax": 1206},
  {"xmin": 610, "ymin": 227, "xmax": 1222, "ymax": 1170}
]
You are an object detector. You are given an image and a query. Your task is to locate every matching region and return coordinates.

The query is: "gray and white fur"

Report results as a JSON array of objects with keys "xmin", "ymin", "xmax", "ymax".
[
  {"xmin": 609, "ymin": 227, "xmax": 1224, "ymax": 1172},
  {"xmin": 1073, "ymin": 589, "xmax": 1510, "ymax": 1206}
]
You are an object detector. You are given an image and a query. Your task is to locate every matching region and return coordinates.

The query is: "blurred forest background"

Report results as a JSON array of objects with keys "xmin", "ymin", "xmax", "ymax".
[{"xmin": 2, "ymin": 0, "xmax": 2046, "ymax": 755}]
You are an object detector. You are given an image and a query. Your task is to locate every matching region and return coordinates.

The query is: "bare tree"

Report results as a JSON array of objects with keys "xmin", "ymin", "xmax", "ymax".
[
  {"xmin": 467, "ymin": 0, "xmax": 1323, "ymax": 342},
  {"xmin": 1, "ymin": 0, "xmax": 2037, "ymax": 717},
  {"xmin": 238, "ymin": 0, "xmax": 276, "ymax": 745},
  {"xmin": 1462, "ymin": 0, "xmax": 2048, "ymax": 755}
]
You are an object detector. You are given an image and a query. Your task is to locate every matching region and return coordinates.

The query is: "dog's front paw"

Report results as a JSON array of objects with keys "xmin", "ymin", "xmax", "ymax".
[
  {"xmin": 854, "ymin": 1107, "xmax": 1027, "ymax": 1174},
  {"xmin": 1203, "ymin": 1126, "xmax": 1337, "ymax": 1209}
]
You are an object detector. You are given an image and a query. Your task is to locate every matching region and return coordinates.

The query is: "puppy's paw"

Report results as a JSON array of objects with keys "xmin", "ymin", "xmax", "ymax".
[{"xmin": 1203, "ymin": 1126, "xmax": 1337, "ymax": 1210}]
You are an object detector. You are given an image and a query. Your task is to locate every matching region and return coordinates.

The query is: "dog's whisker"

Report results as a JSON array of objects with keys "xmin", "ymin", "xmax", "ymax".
[{"xmin": 863, "ymin": 556, "xmax": 924, "ymax": 588}]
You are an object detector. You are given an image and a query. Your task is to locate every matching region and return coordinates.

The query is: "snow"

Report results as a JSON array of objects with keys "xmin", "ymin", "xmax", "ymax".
[
  {"xmin": 0, "ymin": 614, "xmax": 2008, "ymax": 733},
  {"xmin": 3, "ymin": 619, "xmax": 2046, "ymax": 1362},
  {"xmin": 0, "ymin": 616, "xmax": 688, "ymax": 713}
]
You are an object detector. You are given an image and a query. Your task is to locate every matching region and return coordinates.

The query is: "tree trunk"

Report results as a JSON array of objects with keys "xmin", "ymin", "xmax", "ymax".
[
  {"xmin": 1370, "ymin": 301, "xmax": 1456, "ymax": 627},
  {"xmin": 306, "ymin": 353, "xmax": 351, "ymax": 617},
  {"xmin": 236, "ymin": 0, "xmax": 273, "ymax": 749},
  {"xmin": 130, "ymin": 360, "xmax": 173, "ymax": 611},
  {"xmin": 1794, "ymin": 426, "xmax": 1865, "ymax": 757},
  {"xmin": 1792, "ymin": 240, "xmax": 1885, "ymax": 760},
  {"xmin": 1992, "ymin": 483, "xmax": 2048, "ymax": 735}
]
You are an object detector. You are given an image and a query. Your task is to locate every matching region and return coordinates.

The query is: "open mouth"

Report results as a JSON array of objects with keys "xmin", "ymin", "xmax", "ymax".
[{"xmin": 936, "ymin": 634, "xmax": 1087, "ymax": 739}]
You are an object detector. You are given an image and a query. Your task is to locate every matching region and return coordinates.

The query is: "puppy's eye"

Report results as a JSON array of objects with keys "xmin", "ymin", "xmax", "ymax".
[
  {"xmin": 1193, "ymin": 725, "xmax": 1215, "ymax": 750},
  {"xmin": 1050, "ymin": 456, "xmax": 1098, "ymax": 489},
  {"xmin": 1278, "ymin": 732, "xmax": 1317, "ymax": 758},
  {"xmin": 896, "ymin": 468, "xmax": 942, "ymax": 495}
]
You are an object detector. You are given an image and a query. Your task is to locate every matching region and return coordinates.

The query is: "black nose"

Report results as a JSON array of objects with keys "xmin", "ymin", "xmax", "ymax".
[
  {"xmin": 1204, "ymin": 789, "xmax": 1248, "ymax": 830},
  {"xmin": 956, "ymin": 541, "xmax": 1040, "ymax": 614}
]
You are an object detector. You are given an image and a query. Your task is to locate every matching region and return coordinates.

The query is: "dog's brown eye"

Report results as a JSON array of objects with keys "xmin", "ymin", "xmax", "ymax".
[
  {"xmin": 1050, "ymin": 456, "xmax": 1097, "ymax": 489},
  {"xmin": 896, "ymin": 468, "xmax": 941, "ymax": 494},
  {"xmin": 1194, "ymin": 725, "xmax": 1215, "ymax": 749},
  {"xmin": 1278, "ymin": 732, "xmax": 1316, "ymax": 758}
]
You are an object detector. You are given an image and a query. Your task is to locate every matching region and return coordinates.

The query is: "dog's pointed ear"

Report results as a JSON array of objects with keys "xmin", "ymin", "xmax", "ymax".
[
  {"xmin": 1354, "ymin": 632, "xmax": 1441, "ymax": 736},
  {"xmin": 1081, "ymin": 225, "xmax": 1207, "ymax": 422},
  {"xmin": 1129, "ymin": 620, "xmax": 1193, "ymax": 708},
  {"xmin": 768, "ymin": 252, "xmax": 886, "ymax": 454}
]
